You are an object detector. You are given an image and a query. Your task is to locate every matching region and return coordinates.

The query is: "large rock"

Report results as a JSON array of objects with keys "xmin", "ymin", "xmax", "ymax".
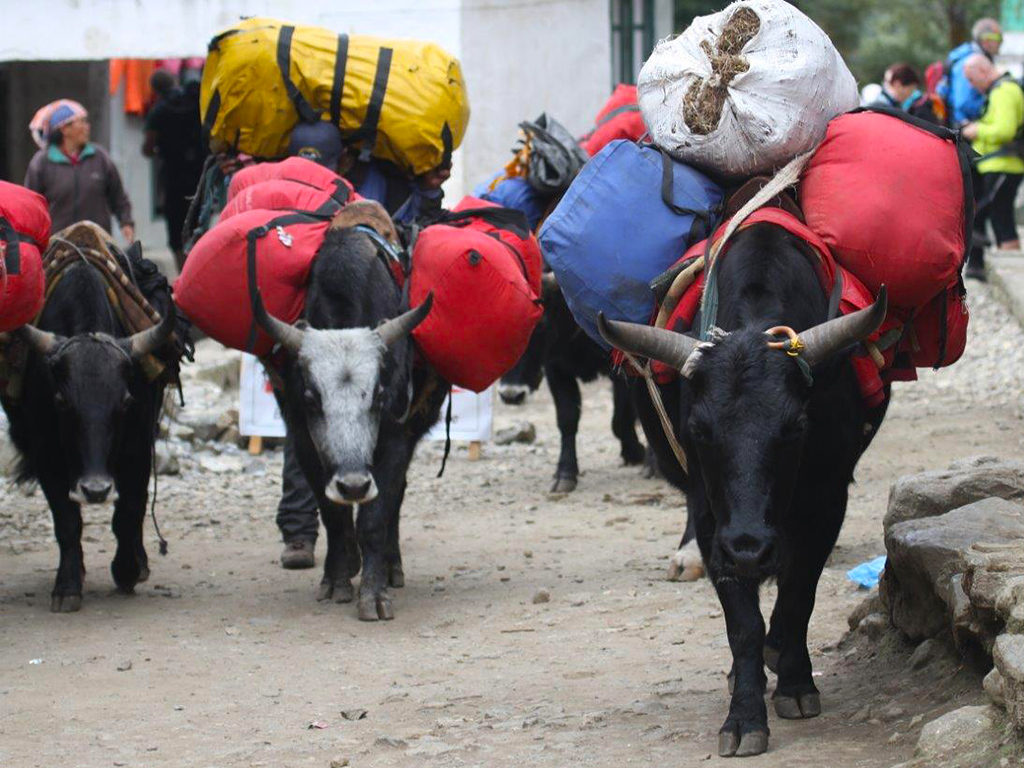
[
  {"xmin": 881, "ymin": 498, "xmax": 1024, "ymax": 643},
  {"xmin": 886, "ymin": 456, "xmax": 1024, "ymax": 529},
  {"xmin": 913, "ymin": 705, "xmax": 1001, "ymax": 767},
  {"xmin": 995, "ymin": 634, "xmax": 1024, "ymax": 730}
]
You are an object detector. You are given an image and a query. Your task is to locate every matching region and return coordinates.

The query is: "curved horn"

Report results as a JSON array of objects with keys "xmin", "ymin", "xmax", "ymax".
[
  {"xmin": 597, "ymin": 312, "xmax": 702, "ymax": 371},
  {"xmin": 253, "ymin": 289, "xmax": 304, "ymax": 354},
  {"xmin": 800, "ymin": 286, "xmax": 888, "ymax": 367},
  {"xmin": 16, "ymin": 324, "xmax": 59, "ymax": 355},
  {"xmin": 128, "ymin": 302, "xmax": 177, "ymax": 359},
  {"xmin": 377, "ymin": 293, "xmax": 433, "ymax": 349}
]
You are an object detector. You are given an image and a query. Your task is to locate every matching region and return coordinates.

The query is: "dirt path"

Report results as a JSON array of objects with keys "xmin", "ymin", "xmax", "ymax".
[{"xmin": 1, "ymin": 282, "xmax": 1022, "ymax": 768}]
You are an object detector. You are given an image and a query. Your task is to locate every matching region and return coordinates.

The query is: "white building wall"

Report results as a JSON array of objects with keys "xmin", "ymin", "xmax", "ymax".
[{"xmin": 459, "ymin": 0, "xmax": 611, "ymax": 192}]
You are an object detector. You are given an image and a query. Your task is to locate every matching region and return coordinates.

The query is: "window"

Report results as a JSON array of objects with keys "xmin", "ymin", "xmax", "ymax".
[{"xmin": 611, "ymin": 0, "xmax": 655, "ymax": 86}]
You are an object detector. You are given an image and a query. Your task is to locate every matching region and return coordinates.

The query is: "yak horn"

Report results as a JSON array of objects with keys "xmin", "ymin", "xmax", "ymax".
[
  {"xmin": 800, "ymin": 286, "xmax": 888, "ymax": 367},
  {"xmin": 253, "ymin": 289, "xmax": 304, "ymax": 354},
  {"xmin": 17, "ymin": 324, "xmax": 59, "ymax": 355},
  {"xmin": 128, "ymin": 303, "xmax": 177, "ymax": 359},
  {"xmin": 377, "ymin": 293, "xmax": 433, "ymax": 349},
  {"xmin": 597, "ymin": 312, "xmax": 702, "ymax": 371}
]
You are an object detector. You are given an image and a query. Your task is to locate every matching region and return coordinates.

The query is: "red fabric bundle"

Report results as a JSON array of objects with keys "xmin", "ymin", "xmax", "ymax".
[
  {"xmin": 581, "ymin": 84, "xmax": 647, "ymax": 156},
  {"xmin": 222, "ymin": 178, "xmax": 351, "ymax": 221},
  {"xmin": 174, "ymin": 208, "xmax": 329, "ymax": 355},
  {"xmin": 0, "ymin": 181, "xmax": 49, "ymax": 331},
  {"xmin": 228, "ymin": 156, "xmax": 354, "ymax": 202},
  {"xmin": 411, "ymin": 200, "xmax": 544, "ymax": 392},
  {"xmin": 800, "ymin": 110, "xmax": 970, "ymax": 310}
]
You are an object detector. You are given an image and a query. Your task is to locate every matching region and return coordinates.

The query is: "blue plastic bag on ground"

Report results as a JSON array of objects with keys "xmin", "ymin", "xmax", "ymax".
[
  {"xmin": 538, "ymin": 140, "xmax": 723, "ymax": 348},
  {"xmin": 847, "ymin": 556, "xmax": 887, "ymax": 589},
  {"xmin": 473, "ymin": 174, "xmax": 546, "ymax": 231}
]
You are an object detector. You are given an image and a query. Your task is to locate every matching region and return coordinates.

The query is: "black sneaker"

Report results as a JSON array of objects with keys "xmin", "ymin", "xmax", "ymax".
[
  {"xmin": 280, "ymin": 540, "xmax": 315, "ymax": 569},
  {"xmin": 964, "ymin": 263, "xmax": 987, "ymax": 282}
]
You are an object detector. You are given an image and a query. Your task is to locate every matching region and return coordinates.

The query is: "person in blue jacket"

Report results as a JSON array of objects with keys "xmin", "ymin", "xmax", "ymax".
[{"xmin": 940, "ymin": 18, "xmax": 1003, "ymax": 127}]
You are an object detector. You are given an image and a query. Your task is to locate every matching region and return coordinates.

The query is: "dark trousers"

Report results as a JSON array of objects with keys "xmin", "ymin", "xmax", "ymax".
[
  {"xmin": 276, "ymin": 430, "xmax": 319, "ymax": 543},
  {"xmin": 971, "ymin": 171, "xmax": 1024, "ymax": 268}
]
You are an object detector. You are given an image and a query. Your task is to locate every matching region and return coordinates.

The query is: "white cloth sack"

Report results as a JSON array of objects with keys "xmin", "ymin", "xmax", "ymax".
[{"xmin": 637, "ymin": 0, "xmax": 859, "ymax": 178}]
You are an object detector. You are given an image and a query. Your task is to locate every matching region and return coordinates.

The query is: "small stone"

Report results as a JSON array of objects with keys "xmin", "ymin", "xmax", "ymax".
[
  {"xmin": 116, "ymin": 660, "xmax": 132, "ymax": 672},
  {"xmin": 154, "ymin": 446, "xmax": 180, "ymax": 476},
  {"xmin": 880, "ymin": 703, "xmax": 907, "ymax": 722},
  {"xmin": 523, "ymin": 550, "xmax": 533, "ymax": 559},
  {"xmin": 330, "ymin": 760, "xmax": 350, "ymax": 768},
  {"xmin": 909, "ymin": 638, "xmax": 938, "ymax": 671},
  {"xmin": 857, "ymin": 613, "xmax": 888, "ymax": 641},
  {"xmin": 243, "ymin": 458, "xmax": 267, "ymax": 476},
  {"xmin": 984, "ymin": 667, "xmax": 1006, "ymax": 709},
  {"xmin": 494, "ymin": 421, "xmax": 536, "ymax": 446},
  {"xmin": 848, "ymin": 593, "xmax": 884, "ymax": 631},
  {"xmin": 851, "ymin": 705, "xmax": 872, "ymax": 723},
  {"xmin": 375, "ymin": 736, "xmax": 407, "ymax": 749},
  {"xmin": 910, "ymin": 714, "xmax": 924, "ymax": 727},
  {"xmin": 532, "ymin": 588, "xmax": 551, "ymax": 605}
]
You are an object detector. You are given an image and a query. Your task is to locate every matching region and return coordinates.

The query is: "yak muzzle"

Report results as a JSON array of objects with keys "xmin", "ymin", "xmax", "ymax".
[
  {"xmin": 76, "ymin": 476, "xmax": 115, "ymax": 505},
  {"xmin": 716, "ymin": 528, "xmax": 779, "ymax": 579},
  {"xmin": 498, "ymin": 384, "xmax": 530, "ymax": 406},
  {"xmin": 326, "ymin": 472, "xmax": 379, "ymax": 505}
]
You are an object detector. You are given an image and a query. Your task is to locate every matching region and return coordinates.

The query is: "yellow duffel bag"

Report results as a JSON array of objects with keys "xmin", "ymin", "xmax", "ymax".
[{"xmin": 200, "ymin": 17, "xmax": 470, "ymax": 176}]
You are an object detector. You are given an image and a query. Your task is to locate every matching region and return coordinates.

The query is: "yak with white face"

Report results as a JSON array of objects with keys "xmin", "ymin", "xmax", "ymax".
[{"xmin": 255, "ymin": 226, "xmax": 447, "ymax": 621}]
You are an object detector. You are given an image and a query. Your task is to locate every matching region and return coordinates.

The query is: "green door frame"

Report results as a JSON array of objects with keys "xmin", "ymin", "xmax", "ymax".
[{"xmin": 611, "ymin": 0, "xmax": 656, "ymax": 86}]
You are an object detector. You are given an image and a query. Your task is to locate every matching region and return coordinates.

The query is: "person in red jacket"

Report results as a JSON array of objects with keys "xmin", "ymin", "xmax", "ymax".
[{"xmin": 24, "ymin": 100, "xmax": 135, "ymax": 243}]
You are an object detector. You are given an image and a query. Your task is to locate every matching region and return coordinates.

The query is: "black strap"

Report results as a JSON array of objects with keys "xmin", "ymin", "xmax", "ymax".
[
  {"xmin": 245, "ymin": 212, "xmax": 322, "ymax": 352},
  {"xmin": 355, "ymin": 47, "xmax": 393, "ymax": 161},
  {"xmin": 660, "ymin": 149, "xmax": 711, "ymax": 220},
  {"xmin": 827, "ymin": 270, "xmax": 843, "ymax": 320},
  {"xmin": 202, "ymin": 90, "xmax": 221, "ymax": 145},
  {"xmin": 277, "ymin": 25, "xmax": 320, "ymax": 124},
  {"xmin": 0, "ymin": 217, "xmax": 23, "ymax": 275},
  {"xmin": 433, "ymin": 206, "xmax": 531, "ymax": 240},
  {"xmin": 596, "ymin": 103, "xmax": 640, "ymax": 128},
  {"xmin": 934, "ymin": 290, "xmax": 949, "ymax": 369},
  {"xmin": 330, "ymin": 34, "xmax": 349, "ymax": 126},
  {"xmin": 440, "ymin": 122, "xmax": 454, "ymax": 168},
  {"xmin": 436, "ymin": 387, "xmax": 453, "ymax": 478}
]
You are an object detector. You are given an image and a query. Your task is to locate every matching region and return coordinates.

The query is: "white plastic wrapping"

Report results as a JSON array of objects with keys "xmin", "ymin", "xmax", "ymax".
[{"xmin": 638, "ymin": 0, "xmax": 859, "ymax": 178}]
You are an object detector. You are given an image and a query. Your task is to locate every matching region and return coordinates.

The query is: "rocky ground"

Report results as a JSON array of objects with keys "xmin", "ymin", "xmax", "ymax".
[{"xmin": 1, "ymin": 278, "xmax": 1023, "ymax": 767}]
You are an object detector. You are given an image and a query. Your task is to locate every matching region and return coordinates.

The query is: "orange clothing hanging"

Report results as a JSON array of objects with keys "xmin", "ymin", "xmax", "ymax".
[{"xmin": 109, "ymin": 59, "xmax": 157, "ymax": 116}]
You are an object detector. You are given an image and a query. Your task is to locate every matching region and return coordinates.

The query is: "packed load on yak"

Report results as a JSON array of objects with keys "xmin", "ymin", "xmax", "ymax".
[
  {"xmin": 474, "ymin": 114, "xmax": 589, "ymax": 231},
  {"xmin": 539, "ymin": 0, "xmax": 972, "ymax": 405},
  {"xmin": 637, "ymin": 0, "xmax": 859, "ymax": 178},
  {"xmin": 200, "ymin": 17, "xmax": 470, "ymax": 177},
  {"xmin": 174, "ymin": 157, "xmax": 542, "ymax": 393},
  {"xmin": 0, "ymin": 180, "xmax": 48, "ymax": 332}
]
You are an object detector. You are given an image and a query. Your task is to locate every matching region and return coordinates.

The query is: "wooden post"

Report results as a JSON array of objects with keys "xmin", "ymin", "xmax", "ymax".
[
  {"xmin": 248, "ymin": 435, "xmax": 264, "ymax": 456},
  {"xmin": 468, "ymin": 441, "xmax": 482, "ymax": 462}
]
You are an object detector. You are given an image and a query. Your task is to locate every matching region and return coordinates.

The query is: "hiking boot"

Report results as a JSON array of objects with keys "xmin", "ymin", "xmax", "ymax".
[{"xmin": 281, "ymin": 540, "xmax": 315, "ymax": 569}]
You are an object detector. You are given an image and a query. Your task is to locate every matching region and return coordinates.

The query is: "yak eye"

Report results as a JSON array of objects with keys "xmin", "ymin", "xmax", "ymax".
[{"xmin": 303, "ymin": 387, "xmax": 320, "ymax": 409}]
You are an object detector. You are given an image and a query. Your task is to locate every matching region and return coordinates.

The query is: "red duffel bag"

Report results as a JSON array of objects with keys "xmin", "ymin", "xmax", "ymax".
[
  {"xmin": 581, "ymin": 84, "xmax": 646, "ymax": 157},
  {"xmin": 800, "ymin": 107, "xmax": 973, "ymax": 310},
  {"xmin": 174, "ymin": 208, "xmax": 329, "ymax": 355},
  {"xmin": 0, "ymin": 181, "xmax": 49, "ymax": 331},
  {"xmin": 907, "ymin": 284, "xmax": 969, "ymax": 369},
  {"xmin": 228, "ymin": 156, "xmax": 354, "ymax": 202},
  {"xmin": 411, "ymin": 203, "xmax": 543, "ymax": 392},
  {"xmin": 222, "ymin": 178, "xmax": 353, "ymax": 221}
]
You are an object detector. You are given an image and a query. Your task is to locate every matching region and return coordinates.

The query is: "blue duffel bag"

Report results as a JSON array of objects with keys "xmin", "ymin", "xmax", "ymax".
[
  {"xmin": 538, "ymin": 140, "xmax": 723, "ymax": 348},
  {"xmin": 473, "ymin": 174, "xmax": 547, "ymax": 231}
]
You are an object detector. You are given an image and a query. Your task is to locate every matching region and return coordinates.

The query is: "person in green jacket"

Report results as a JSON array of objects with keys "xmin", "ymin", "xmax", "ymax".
[{"xmin": 962, "ymin": 53, "xmax": 1024, "ymax": 280}]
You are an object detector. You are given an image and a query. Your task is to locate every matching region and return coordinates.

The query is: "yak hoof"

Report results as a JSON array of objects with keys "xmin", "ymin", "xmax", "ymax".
[
  {"xmin": 387, "ymin": 563, "xmax": 405, "ymax": 589},
  {"xmin": 763, "ymin": 644, "xmax": 780, "ymax": 674},
  {"xmin": 50, "ymin": 594, "xmax": 83, "ymax": 613},
  {"xmin": 719, "ymin": 729, "xmax": 769, "ymax": 758},
  {"xmin": 774, "ymin": 692, "xmax": 820, "ymax": 720},
  {"xmin": 622, "ymin": 443, "xmax": 646, "ymax": 466},
  {"xmin": 316, "ymin": 579, "xmax": 354, "ymax": 604},
  {"xmin": 667, "ymin": 541, "xmax": 705, "ymax": 582},
  {"xmin": 550, "ymin": 476, "xmax": 577, "ymax": 494},
  {"xmin": 358, "ymin": 592, "xmax": 395, "ymax": 621}
]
